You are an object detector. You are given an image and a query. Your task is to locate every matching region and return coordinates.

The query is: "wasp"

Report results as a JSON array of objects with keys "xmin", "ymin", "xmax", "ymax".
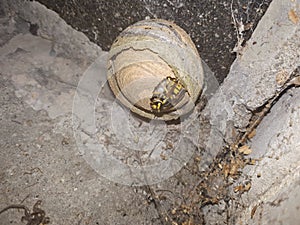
[{"xmin": 150, "ymin": 76, "xmax": 187, "ymax": 114}]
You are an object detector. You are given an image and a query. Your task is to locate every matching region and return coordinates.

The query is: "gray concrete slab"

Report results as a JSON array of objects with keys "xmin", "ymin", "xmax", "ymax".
[
  {"xmin": 0, "ymin": 0, "xmax": 299, "ymax": 224},
  {"xmin": 0, "ymin": 2, "xmax": 160, "ymax": 225}
]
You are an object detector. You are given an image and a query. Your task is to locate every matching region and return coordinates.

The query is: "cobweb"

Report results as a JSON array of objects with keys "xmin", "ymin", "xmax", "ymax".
[{"xmin": 230, "ymin": 0, "xmax": 273, "ymax": 54}]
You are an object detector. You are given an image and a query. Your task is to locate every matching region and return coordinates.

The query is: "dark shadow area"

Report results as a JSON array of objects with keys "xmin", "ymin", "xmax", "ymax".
[{"xmin": 36, "ymin": 0, "xmax": 272, "ymax": 83}]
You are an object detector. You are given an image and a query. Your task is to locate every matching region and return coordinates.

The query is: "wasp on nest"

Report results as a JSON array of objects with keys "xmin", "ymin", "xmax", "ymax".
[
  {"xmin": 107, "ymin": 19, "xmax": 204, "ymax": 121},
  {"xmin": 150, "ymin": 76, "xmax": 188, "ymax": 115}
]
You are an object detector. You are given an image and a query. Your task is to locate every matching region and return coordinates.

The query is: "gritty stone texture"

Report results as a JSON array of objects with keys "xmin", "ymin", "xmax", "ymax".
[
  {"xmin": 236, "ymin": 87, "xmax": 300, "ymax": 224},
  {"xmin": 0, "ymin": 0, "xmax": 299, "ymax": 224},
  {"xmin": 0, "ymin": 2, "xmax": 160, "ymax": 224},
  {"xmin": 201, "ymin": 0, "xmax": 300, "ymax": 159},
  {"xmin": 201, "ymin": 0, "xmax": 300, "ymax": 223},
  {"xmin": 0, "ymin": 33, "xmax": 80, "ymax": 118},
  {"xmin": 1, "ymin": 0, "xmax": 102, "ymax": 64}
]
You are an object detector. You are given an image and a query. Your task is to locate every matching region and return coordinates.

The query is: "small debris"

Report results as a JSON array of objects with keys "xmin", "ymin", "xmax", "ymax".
[
  {"xmin": 234, "ymin": 182, "xmax": 251, "ymax": 193},
  {"xmin": 288, "ymin": 9, "xmax": 299, "ymax": 24},
  {"xmin": 171, "ymin": 208, "xmax": 177, "ymax": 215},
  {"xmin": 257, "ymin": 173, "xmax": 261, "ymax": 178},
  {"xmin": 251, "ymin": 204, "xmax": 258, "ymax": 219},
  {"xmin": 289, "ymin": 76, "xmax": 300, "ymax": 86},
  {"xmin": 194, "ymin": 156, "xmax": 201, "ymax": 162},
  {"xmin": 247, "ymin": 129, "xmax": 256, "ymax": 139},
  {"xmin": 238, "ymin": 145, "xmax": 252, "ymax": 155},
  {"xmin": 275, "ymin": 70, "xmax": 289, "ymax": 86},
  {"xmin": 160, "ymin": 153, "xmax": 167, "ymax": 160},
  {"xmin": 0, "ymin": 200, "xmax": 50, "ymax": 225},
  {"xmin": 61, "ymin": 137, "xmax": 70, "ymax": 145},
  {"xmin": 182, "ymin": 219, "xmax": 194, "ymax": 225}
]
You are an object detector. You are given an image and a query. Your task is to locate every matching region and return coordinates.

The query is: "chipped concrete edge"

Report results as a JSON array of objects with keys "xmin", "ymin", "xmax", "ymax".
[
  {"xmin": 2, "ymin": 0, "xmax": 103, "ymax": 64},
  {"xmin": 203, "ymin": 0, "xmax": 300, "ymax": 223},
  {"xmin": 202, "ymin": 0, "xmax": 299, "ymax": 163}
]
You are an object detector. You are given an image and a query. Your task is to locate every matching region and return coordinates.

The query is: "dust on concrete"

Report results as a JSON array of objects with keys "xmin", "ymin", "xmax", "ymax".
[
  {"xmin": 3, "ymin": 0, "xmax": 293, "ymax": 225},
  {"xmin": 0, "ymin": 3, "xmax": 230, "ymax": 224},
  {"xmin": 0, "ymin": 11, "xmax": 160, "ymax": 225}
]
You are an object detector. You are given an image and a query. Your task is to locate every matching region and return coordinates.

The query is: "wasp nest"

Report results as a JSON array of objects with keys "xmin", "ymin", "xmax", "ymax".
[{"xmin": 107, "ymin": 19, "xmax": 204, "ymax": 121}]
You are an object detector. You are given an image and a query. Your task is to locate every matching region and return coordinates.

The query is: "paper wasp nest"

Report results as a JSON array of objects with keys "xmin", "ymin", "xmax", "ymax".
[{"xmin": 107, "ymin": 19, "xmax": 204, "ymax": 120}]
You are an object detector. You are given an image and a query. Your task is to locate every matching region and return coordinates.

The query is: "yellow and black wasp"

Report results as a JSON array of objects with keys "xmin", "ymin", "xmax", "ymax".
[{"xmin": 150, "ymin": 76, "xmax": 187, "ymax": 114}]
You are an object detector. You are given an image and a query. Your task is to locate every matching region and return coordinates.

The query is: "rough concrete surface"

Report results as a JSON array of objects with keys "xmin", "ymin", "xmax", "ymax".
[
  {"xmin": 0, "ymin": 1, "xmax": 160, "ymax": 225},
  {"xmin": 200, "ymin": 0, "xmax": 300, "ymax": 223},
  {"xmin": 202, "ymin": 0, "xmax": 300, "ymax": 155},
  {"xmin": 238, "ymin": 87, "xmax": 300, "ymax": 224},
  {"xmin": 0, "ymin": 0, "xmax": 299, "ymax": 224}
]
